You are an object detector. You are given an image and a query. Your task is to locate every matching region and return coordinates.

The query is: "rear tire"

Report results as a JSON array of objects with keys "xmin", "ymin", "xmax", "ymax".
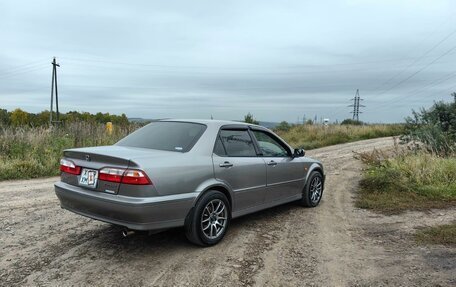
[
  {"xmin": 185, "ymin": 190, "xmax": 230, "ymax": 246},
  {"xmin": 300, "ymin": 171, "xmax": 324, "ymax": 207}
]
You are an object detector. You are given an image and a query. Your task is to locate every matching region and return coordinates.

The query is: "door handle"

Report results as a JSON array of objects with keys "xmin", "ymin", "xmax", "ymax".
[
  {"xmin": 219, "ymin": 161, "xmax": 233, "ymax": 168},
  {"xmin": 267, "ymin": 160, "xmax": 278, "ymax": 166}
]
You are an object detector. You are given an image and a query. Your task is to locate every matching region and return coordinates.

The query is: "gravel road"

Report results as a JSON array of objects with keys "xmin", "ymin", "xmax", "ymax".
[{"xmin": 1, "ymin": 137, "xmax": 455, "ymax": 286}]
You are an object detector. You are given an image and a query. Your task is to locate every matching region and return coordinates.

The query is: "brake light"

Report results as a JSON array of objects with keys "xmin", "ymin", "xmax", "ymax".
[
  {"xmin": 121, "ymin": 169, "xmax": 151, "ymax": 185},
  {"xmin": 99, "ymin": 167, "xmax": 152, "ymax": 185},
  {"xmin": 99, "ymin": 167, "xmax": 124, "ymax": 183},
  {"xmin": 60, "ymin": 159, "xmax": 81, "ymax": 175}
]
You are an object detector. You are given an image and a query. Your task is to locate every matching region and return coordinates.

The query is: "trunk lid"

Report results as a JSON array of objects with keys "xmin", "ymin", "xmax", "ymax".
[{"xmin": 60, "ymin": 145, "xmax": 171, "ymax": 194}]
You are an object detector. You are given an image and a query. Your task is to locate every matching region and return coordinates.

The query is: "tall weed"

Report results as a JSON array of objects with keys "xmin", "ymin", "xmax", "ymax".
[
  {"xmin": 0, "ymin": 122, "xmax": 139, "ymax": 180},
  {"xmin": 276, "ymin": 124, "xmax": 404, "ymax": 150}
]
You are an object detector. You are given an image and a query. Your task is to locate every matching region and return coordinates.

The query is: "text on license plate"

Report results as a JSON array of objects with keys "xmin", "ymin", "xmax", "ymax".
[{"xmin": 79, "ymin": 168, "xmax": 98, "ymax": 187}]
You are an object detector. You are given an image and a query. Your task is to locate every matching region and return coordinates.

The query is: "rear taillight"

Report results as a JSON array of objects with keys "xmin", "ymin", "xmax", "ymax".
[
  {"xmin": 99, "ymin": 167, "xmax": 152, "ymax": 185},
  {"xmin": 121, "ymin": 169, "xmax": 151, "ymax": 185},
  {"xmin": 99, "ymin": 167, "xmax": 124, "ymax": 183},
  {"xmin": 60, "ymin": 159, "xmax": 81, "ymax": 175}
]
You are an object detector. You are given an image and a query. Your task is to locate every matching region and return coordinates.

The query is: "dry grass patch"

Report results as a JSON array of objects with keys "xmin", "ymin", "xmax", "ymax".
[
  {"xmin": 276, "ymin": 124, "xmax": 404, "ymax": 150},
  {"xmin": 415, "ymin": 223, "xmax": 456, "ymax": 246},
  {"xmin": 356, "ymin": 150, "xmax": 456, "ymax": 213},
  {"xmin": 0, "ymin": 122, "xmax": 139, "ymax": 180}
]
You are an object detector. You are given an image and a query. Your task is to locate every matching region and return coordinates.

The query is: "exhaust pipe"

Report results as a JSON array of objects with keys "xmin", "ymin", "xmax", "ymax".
[{"xmin": 121, "ymin": 229, "xmax": 135, "ymax": 238}]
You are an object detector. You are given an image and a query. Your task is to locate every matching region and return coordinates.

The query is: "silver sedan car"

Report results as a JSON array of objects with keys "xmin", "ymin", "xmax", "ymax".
[{"xmin": 55, "ymin": 120, "xmax": 325, "ymax": 246}]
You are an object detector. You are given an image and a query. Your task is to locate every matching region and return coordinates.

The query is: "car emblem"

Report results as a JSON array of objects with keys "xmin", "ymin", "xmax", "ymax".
[{"xmin": 85, "ymin": 155, "xmax": 91, "ymax": 161}]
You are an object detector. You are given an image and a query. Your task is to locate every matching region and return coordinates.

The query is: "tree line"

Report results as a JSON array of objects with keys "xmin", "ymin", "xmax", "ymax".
[{"xmin": 0, "ymin": 108, "xmax": 130, "ymax": 127}]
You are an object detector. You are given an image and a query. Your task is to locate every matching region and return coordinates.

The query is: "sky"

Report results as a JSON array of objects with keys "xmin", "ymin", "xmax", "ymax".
[{"xmin": 1, "ymin": 0, "xmax": 456, "ymax": 123}]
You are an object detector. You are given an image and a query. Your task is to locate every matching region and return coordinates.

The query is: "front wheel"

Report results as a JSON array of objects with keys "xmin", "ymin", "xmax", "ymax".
[
  {"xmin": 185, "ymin": 190, "xmax": 230, "ymax": 246},
  {"xmin": 300, "ymin": 171, "xmax": 324, "ymax": 207}
]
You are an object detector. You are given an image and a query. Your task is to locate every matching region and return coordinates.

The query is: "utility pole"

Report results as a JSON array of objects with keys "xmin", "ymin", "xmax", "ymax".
[
  {"xmin": 50, "ymin": 57, "xmax": 61, "ymax": 125},
  {"xmin": 348, "ymin": 89, "xmax": 365, "ymax": 121}
]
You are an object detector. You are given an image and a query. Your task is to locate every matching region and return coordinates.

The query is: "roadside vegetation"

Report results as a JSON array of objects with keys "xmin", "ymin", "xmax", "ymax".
[
  {"xmin": 415, "ymin": 223, "xmax": 456, "ymax": 246},
  {"xmin": 0, "ymin": 109, "xmax": 404, "ymax": 181},
  {"xmin": 356, "ymin": 150, "xmax": 456, "ymax": 213},
  {"xmin": 0, "ymin": 120, "xmax": 139, "ymax": 180},
  {"xmin": 276, "ymin": 123, "xmax": 404, "ymax": 150},
  {"xmin": 356, "ymin": 97, "xmax": 456, "ymax": 214},
  {"xmin": 0, "ymin": 108, "xmax": 141, "ymax": 180}
]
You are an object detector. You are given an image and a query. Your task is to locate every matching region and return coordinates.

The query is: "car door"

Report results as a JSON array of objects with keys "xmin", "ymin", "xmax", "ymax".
[
  {"xmin": 212, "ymin": 128, "xmax": 267, "ymax": 213},
  {"xmin": 251, "ymin": 129, "xmax": 304, "ymax": 203}
]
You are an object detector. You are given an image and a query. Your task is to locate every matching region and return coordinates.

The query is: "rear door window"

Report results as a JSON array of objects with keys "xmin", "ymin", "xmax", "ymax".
[
  {"xmin": 213, "ymin": 135, "xmax": 227, "ymax": 156},
  {"xmin": 219, "ymin": 130, "xmax": 257, "ymax": 157}
]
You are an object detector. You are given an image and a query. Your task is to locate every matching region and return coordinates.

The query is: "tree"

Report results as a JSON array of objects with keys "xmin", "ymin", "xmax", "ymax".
[
  {"xmin": 1, "ymin": 108, "xmax": 132, "ymax": 127},
  {"xmin": 35, "ymin": 110, "xmax": 51, "ymax": 126},
  {"xmin": 10, "ymin": 108, "xmax": 29, "ymax": 126},
  {"xmin": 341, "ymin": 119, "xmax": 363, "ymax": 125},
  {"xmin": 0, "ymin": 109, "xmax": 10, "ymax": 125},
  {"xmin": 117, "ymin": 113, "xmax": 129, "ymax": 126},
  {"xmin": 275, "ymin": 121, "xmax": 291, "ymax": 131},
  {"xmin": 244, "ymin": 112, "xmax": 259, "ymax": 125}
]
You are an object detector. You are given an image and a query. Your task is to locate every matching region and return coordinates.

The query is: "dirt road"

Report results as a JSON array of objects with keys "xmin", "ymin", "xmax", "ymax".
[{"xmin": 1, "ymin": 137, "xmax": 455, "ymax": 286}]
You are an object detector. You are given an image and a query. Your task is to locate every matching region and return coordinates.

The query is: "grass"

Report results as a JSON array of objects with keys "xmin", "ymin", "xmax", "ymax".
[
  {"xmin": 0, "ymin": 122, "xmax": 404, "ymax": 181},
  {"xmin": 0, "ymin": 122, "xmax": 138, "ymax": 180},
  {"xmin": 356, "ymin": 151, "xmax": 456, "ymax": 213},
  {"xmin": 275, "ymin": 124, "xmax": 404, "ymax": 150},
  {"xmin": 415, "ymin": 223, "xmax": 456, "ymax": 246}
]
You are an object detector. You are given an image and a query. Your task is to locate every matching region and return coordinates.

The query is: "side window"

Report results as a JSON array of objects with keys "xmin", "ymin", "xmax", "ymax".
[
  {"xmin": 253, "ymin": 131, "xmax": 289, "ymax": 157},
  {"xmin": 219, "ymin": 130, "xmax": 257, "ymax": 157},
  {"xmin": 213, "ymin": 135, "xmax": 227, "ymax": 156}
]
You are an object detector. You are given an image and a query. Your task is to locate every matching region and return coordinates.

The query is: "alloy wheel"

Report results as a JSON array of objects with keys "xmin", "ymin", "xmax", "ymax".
[
  {"xmin": 310, "ymin": 176, "xmax": 323, "ymax": 204},
  {"xmin": 200, "ymin": 199, "xmax": 228, "ymax": 239}
]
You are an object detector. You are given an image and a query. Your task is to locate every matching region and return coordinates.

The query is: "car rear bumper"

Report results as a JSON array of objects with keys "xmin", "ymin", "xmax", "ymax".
[{"xmin": 54, "ymin": 181, "xmax": 197, "ymax": 231}]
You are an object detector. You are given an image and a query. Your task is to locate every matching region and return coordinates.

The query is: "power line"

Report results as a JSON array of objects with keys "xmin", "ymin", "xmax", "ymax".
[
  {"xmin": 0, "ymin": 63, "xmax": 48, "ymax": 79},
  {"xmin": 370, "ymin": 59, "xmax": 456, "ymax": 112},
  {"xmin": 374, "ymin": 44, "xmax": 456, "ymax": 100},
  {"xmin": 371, "ymin": 27, "xmax": 456, "ymax": 93},
  {"xmin": 61, "ymin": 61, "xmax": 392, "ymax": 76},
  {"xmin": 61, "ymin": 56, "xmax": 431, "ymax": 70},
  {"xmin": 60, "ymin": 54, "xmax": 456, "ymax": 76},
  {"xmin": 0, "ymin": 59, "xmax": 47, "ymax": 77}
]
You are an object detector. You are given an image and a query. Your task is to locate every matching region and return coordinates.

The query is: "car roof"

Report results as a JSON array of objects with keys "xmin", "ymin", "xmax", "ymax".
[{"xmin": 159, "ymin": 119, "xmax": 265, "ymax": 129}]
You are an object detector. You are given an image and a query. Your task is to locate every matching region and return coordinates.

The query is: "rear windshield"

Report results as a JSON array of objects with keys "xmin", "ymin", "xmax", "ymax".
[{"xmin": 116, "ymin": 122, "xmax": 207, "ymax": 152}]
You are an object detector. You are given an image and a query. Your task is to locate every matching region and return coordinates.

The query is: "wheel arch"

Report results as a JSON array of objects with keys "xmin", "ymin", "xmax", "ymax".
[
  {"xmin": 206, "ymin": 185, "xmax": 233, "ymax": 209},
  {"xmin": 306, "ymin": 163, "xmax": 325, "ymax": 188},
  {"xmin": 192, "ymin": 180, "xmax": 234, "ymax": 211}
]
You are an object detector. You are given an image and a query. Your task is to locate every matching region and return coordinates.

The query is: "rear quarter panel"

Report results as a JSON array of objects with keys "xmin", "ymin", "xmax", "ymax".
[{"xmin": 136, "ymin": 154, "xmax": 214, "ymax": 196}]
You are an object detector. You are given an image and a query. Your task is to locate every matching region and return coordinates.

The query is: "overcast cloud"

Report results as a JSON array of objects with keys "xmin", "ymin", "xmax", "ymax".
[{"xmin": 1, "ymin": 0, "xmax": 456, "ymax": 123}]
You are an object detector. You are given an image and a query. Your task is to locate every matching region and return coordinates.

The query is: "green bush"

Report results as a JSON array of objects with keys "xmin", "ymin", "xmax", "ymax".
[
  {"xmin": 275, "ymin": 121, "xmax": 292, "ymax": 132},
  {"xmin": 403, "ymin": 100, "xmax": 456, "ymax": 156},
  {"xmin": 340, "ymin": 119, "xmax": 363, "ymax": 125}
]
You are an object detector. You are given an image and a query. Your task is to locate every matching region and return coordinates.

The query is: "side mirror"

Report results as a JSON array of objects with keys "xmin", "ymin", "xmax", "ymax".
[{"xmin": 293, "ymin": 148, "xmax": 305, "ymax": 158}]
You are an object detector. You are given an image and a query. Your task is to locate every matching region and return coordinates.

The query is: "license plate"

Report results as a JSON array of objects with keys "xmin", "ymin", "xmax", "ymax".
[{"xmin": 79, "ymin": 168, "xmax": 98, "ymax": 188}]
